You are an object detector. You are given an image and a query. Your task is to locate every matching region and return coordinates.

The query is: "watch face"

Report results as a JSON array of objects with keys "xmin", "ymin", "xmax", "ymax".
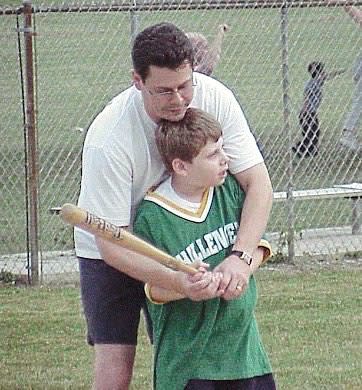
[
  {"xmin": 240, "ymin": 252, "xmax": 252, "ymax": 265},
  {"xmin": 230, "ymin": 250, "xmax": 252, "ymax": 265}
]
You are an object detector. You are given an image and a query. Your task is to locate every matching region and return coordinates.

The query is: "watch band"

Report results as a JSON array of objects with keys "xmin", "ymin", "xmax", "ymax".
[{"xmin": 230, "ymin": 250, "xmax": 253, "ymax": 266}]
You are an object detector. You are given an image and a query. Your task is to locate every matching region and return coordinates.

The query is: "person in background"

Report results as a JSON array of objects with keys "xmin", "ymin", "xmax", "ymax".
[
  {"xmin": 75, "ymin": 22, "xmax": 272, "ymax": 389},
  {"xmin": 187, "ymin": 25, "xmax": 265, "ymax": 156},
  {"xmin": 134, "ymin": 107, "xmax": 275, "ymax": 390},
  {"xmin": 186, "ymin": 24, "xmax": 229, "ymax": 76},
  {"xmin": 340, "ymin": 5, "xmax": 361, "ymax": 152},
  {"xmin": 293, "ymin": 61, "xmax": 345, "ymax": 158}
]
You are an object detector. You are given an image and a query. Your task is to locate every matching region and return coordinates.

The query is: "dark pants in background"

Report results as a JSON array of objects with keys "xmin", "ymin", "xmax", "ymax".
[{"xmin": 293, "ymin": 111, "xmax": 320, "ymax": 157}]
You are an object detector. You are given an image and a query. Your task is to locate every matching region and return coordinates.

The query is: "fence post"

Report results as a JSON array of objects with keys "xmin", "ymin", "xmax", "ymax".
[
  {"xmin": 130, "ymin": 0, "xmax": 139, "ymax": 43},
  {"xmin": 280, "ymin": 1, "xmax": 295, "ymax": 262},
  {"xmin": 23, "ymin": 0, "xmax": 40, "ymax": 284}
]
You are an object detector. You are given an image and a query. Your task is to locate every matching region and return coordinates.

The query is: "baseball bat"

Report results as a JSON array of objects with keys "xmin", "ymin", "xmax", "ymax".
[{"xmin": 60, "ymin": 203, "xmax": 197, "ymax": 275}]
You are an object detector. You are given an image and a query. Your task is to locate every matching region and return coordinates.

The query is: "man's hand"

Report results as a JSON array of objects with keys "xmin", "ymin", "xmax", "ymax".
[
  {"xmin": 174, "ymin": 265, "xmax": 224, "ymax": 301},
  {"xmin": 213, "ymin": 254, "xmax": 252, "ymax": 300}
]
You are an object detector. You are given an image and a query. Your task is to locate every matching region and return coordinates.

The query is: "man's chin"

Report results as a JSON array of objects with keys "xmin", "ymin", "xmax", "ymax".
[{"xmin": 163, "ymin": 109, "xmax": 187, "ymax": 122}]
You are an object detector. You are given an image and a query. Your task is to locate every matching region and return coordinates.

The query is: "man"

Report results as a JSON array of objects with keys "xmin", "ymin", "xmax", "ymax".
[{"xmin": 75, "ymin": 22, "xmax": 272, "ymax": 389}]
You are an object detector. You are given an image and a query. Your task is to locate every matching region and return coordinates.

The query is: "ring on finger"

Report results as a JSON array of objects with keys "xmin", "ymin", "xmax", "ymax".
[{"xmin": 236, "ymin": 285, "xmax": 242, "ymax": 291}]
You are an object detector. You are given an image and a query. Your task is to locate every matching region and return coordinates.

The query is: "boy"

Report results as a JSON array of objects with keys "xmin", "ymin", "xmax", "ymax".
[
  {"xmin": 133, "ymin": 108, "xmax": 276, "ymax": 390},
  {"xmin": 293, "ymin": 61, "xmax": 345, "ymax": 157}
]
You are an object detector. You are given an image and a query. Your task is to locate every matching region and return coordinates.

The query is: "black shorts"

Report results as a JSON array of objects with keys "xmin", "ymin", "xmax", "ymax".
[
  {"xmin": 185, "ymin": 374, "xmax": 276, "ymax": 390},
  {"xmin": 78, "ymin": 257, "xmax": 152, "ymax": 346}
]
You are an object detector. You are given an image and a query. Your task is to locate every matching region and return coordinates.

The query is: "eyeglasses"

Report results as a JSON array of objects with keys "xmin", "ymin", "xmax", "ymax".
[{"xmin": 145, "ymin": 79, "xmax": 196, "ymax": 100}]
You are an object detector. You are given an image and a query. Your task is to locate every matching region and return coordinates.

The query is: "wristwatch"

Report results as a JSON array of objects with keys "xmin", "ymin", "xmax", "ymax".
[{"xmin": 230, "ymin": 250, "xmax": 253, "ymax": 266}]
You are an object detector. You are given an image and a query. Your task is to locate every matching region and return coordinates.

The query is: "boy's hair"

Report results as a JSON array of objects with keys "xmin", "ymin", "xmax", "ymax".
[
  {"xmin": 308, "ymin": 61, "xmax": 324, "ymax": 78},
  {"xmin": 156, "ymin": 108, "xmax": 222, "ymax": 172},
  {"xmin": 132, "ymin": 23, "xmax": 194, "ymax": 81}
]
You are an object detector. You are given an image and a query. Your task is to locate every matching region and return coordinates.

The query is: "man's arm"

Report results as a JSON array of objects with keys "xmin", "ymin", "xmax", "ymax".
[
  {"xmin": 233, "ymin": 162, "xmax": 273, "ymax": 254},
  {"xmin": 95, "ymin": 236, "xmax": 221, "ymax": 300},
  {"xmin": 213, "ymin": 162, "xmax": 273, "ymax": 298},
  {"xmin": 151, "ymin": 243, "xmax": 272, "ymax": 303}
]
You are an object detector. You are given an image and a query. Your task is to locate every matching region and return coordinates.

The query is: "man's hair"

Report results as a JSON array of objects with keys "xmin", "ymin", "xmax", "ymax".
[
  {"xmin": 308, "ymin": 61, "xmax": 324, "ymax": 78},
  {"xmin": 132, "ymin": 23, "xmax": 194, "ymax": 81},
  {"xmin": 156, "ymin": 108, "xmax": 222, "ymax": 172}
]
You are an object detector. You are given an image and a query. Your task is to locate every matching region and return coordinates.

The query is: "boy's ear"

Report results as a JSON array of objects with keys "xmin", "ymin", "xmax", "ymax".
[{"xmin": 172, "ymin": 158, "xmax": 188, "ymax": 176}]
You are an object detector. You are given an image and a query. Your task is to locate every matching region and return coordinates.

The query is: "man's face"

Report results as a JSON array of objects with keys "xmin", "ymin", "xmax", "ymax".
[
  {"xmin": 133, "ymin": 62, "xmax": 194, "ymax": 123},
  {"xmin": 184, "ymin": 137, "xmax": 229, "ymax": 190}
]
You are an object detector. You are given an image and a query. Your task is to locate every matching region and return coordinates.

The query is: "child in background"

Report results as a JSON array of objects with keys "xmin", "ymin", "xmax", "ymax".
[
  {"xmin": 133, "ymin": 108, "xmax": 275, "ymax": 390},
  {"xmin": 293, "ymin": 61, "xmax": 345, "ymax": 157},
  {"xmin": 186, "ymin": 24, "xmax": 229, "ymax": 76}
]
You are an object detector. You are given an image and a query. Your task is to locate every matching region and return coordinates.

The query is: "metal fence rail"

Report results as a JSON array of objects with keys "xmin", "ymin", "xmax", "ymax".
[{"xmin": 1, "ymin": 0, "xmax": 361, "ymax": 284}]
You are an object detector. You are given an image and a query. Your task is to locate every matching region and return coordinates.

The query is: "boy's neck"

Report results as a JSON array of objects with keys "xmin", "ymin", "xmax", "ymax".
[{"xmin": 170, "ymin": 175, "xmax": 208, "ymax": 203}]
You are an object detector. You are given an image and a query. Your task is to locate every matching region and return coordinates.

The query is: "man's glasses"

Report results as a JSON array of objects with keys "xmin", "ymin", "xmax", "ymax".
[{"xmin": 146, "ymin": 79, "xmax": 197, "ymax": 100}]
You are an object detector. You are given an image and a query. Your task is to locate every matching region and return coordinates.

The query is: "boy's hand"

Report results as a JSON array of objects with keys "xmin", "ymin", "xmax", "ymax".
[
  {"xmin": 175, "ymin": 265, "xmax": 224, "ymax": 301},
  {"xmin": 213, "ymin": 255, "xmax": 252, "ymax": 300}
]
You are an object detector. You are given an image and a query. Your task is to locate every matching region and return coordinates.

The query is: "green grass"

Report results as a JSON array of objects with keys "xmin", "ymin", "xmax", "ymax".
[
  {"xmin": 1, "ymin": 267, "xmax": 361, "ymax": 389},
  {"xmin": 1, "ymin": 4, "xmax": 361, "ymax": 255}
]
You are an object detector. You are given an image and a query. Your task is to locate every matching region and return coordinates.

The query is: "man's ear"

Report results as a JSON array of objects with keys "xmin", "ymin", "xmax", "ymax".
[
  {"xmin": 172, "ymin": 158, "xmax": 188, "ymax": 176},
  {"xmin": 132, "ymin": 71, "xmax": 142, "ymax": 90}
]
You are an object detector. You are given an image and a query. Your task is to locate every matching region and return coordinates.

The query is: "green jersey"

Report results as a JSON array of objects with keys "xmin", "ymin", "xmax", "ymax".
[{"xmin": 133, "ymin": 175, "xmax": 272, "ymax": 390}]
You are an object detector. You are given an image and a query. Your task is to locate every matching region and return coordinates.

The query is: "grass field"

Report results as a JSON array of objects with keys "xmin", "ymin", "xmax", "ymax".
[
  {"xmin": 1, "ymin": 3, "xmax": 361, "ymax": 258},
  {"xmin": 1, "ymin": 265, "xmax": 361, "ymax": 389}
]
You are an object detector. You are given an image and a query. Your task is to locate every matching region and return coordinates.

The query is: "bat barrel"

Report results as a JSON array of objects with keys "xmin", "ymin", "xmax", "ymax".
[{"xmin": 59, "ymin": 203, "xmax": 197, "ymax": 275}]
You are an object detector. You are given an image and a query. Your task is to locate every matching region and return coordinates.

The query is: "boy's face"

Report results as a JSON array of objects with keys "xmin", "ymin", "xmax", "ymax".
[
  {"xmin": 184, "ymin": 137, "xmax": 229, "ymax": 188},
  {"xmin": 133, "ymin": 62, "xmax": 194, "ymax": 123}
]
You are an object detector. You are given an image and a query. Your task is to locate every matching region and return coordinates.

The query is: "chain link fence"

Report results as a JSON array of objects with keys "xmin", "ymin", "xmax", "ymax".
[{"xmin": 1, "ymin": 0, "xmax": 361, "ymax": 284}]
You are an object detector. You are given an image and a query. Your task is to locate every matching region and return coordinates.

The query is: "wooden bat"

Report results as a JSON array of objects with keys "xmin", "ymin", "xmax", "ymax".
[{"xmin": 60, "ymin": 203, "xmax": 197, "ymax": 275}]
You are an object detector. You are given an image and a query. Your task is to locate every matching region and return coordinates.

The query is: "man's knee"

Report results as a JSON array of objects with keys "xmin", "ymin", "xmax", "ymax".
[{"xmin": 94, "ymin": 344, "xmax": 136, "ymax": 390}]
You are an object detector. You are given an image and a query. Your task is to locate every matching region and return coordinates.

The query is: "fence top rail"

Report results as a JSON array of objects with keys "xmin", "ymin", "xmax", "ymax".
[
  {"xmin": 1, "ymin": 0, "xmax": 360, "ymax": 16},
  {"xmin": 273, "ymin": 183, "xmax": 362, "ymax": 202}
]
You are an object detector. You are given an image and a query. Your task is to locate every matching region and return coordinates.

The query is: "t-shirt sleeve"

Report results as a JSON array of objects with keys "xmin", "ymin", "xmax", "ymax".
[
  {"xmin": 77, "ymin": 144, "xmax": 133, "ymax": 226},
  {"xmin": 219, "ymin": 89, "xmax": 264, "ymax": 174},
  {"xmin": 193, "ymin": 75, "xmax": 264, "ymax": 174}
]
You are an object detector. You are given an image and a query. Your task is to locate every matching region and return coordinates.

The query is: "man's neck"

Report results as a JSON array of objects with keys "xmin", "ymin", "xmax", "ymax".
[{"xmin": 170, "ymin": 176, "xmax": 207, "ymax": 203}]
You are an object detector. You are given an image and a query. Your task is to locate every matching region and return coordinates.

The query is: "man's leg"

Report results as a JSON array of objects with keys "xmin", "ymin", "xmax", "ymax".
[
  {"xmin": 78, "ymin": 257, "xmax": 146, "ymax": 390},
  {"xmin": 94, "ymin": 344, "xmax": 136, "ymax": 390}
]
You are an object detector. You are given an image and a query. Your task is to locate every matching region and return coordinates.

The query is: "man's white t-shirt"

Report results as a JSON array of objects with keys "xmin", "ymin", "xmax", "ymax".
[{"xmin": 75, "ymin": 72, "xmax": 263, "ymax": 259}]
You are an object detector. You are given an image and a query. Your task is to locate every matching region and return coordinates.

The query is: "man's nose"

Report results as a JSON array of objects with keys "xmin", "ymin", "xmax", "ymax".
[
  {"xmin": 221, "ymin": 150, "xmax": 229, "ymax": 164},
  {"xmin": 169, "ymin": 90, "xmax": 184, "ymax": 103}
]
